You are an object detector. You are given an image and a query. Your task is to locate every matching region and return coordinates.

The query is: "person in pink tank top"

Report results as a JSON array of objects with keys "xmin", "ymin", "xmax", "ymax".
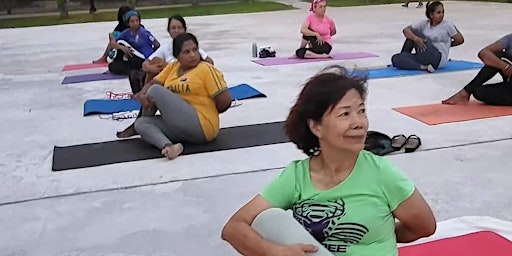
[{"xmin": 295, "ymin": 0, "xmax": 337, "ymax": 59}]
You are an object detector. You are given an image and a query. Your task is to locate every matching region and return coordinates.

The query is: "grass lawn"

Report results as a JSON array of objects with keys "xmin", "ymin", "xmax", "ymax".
[
  {"xmin": 323, "ymin": 0, "xmax": 512, "ymax": 7},
  {"xmin": 0, "ymin": 1, "xmax": 294, "ymax": 29}
]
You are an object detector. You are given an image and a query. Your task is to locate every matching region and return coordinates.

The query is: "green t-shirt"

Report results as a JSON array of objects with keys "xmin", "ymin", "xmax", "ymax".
[{"xmin": 260, "ymin": 150, "xmax": 415, "ymax": 256}]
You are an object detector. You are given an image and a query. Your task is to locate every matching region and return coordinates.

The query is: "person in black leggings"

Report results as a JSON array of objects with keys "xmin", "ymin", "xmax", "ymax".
[
  {"xmin": 443, "ymin": 33, "xmax": 512, "ymax": 106},
  {"xmin": 295, "ymin": 0, "xmax": 337, "ymax": 59}
]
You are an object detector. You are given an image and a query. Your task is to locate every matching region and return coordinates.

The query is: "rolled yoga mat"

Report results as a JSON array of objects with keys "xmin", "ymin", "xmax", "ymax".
[
  {"xmin": 251, "ymin": 52, "xmax": 379, "ymax": 66},
  {"xmin": 52, "ymin": 121, "xmax": 289, "ymax": 171}
]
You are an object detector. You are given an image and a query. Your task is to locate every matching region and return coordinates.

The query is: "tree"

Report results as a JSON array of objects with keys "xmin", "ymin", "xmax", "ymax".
[{"xmin": 56, "ymin": 0, "xmax": 68, "ymax": 18}]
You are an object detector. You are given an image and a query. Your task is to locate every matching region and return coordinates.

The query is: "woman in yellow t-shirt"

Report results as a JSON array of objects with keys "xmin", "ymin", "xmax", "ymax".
[{"xmin": 132, "ymin": 32, "xmax": 232, "ymax": 159}]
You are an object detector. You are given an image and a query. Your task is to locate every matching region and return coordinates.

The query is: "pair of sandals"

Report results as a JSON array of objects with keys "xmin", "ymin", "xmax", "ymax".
[
  {"xmin": 402, "ymin": 2, "xmax": 423, "ymax": 8},
  {"xmin": 391, "ymin": 134, "xmax": 422, "ymax": 153}
]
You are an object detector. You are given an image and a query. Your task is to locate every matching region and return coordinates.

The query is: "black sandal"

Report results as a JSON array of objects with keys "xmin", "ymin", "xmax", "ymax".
[
  {"xmin": 391, "ymin": 134, "xmax": 407, "ymax": 151},
  {"xmin": 404, "ymin": 135, "xmax": 422, "ymax": 153}
]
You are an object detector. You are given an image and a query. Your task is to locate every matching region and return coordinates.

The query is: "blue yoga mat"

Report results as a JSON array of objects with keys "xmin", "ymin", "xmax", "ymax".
[
  {"xmin": 363, "ymin": 60, "xmax": 483, "ymax": 79},
  {"xmin": 83, "ymin": 84, "xmax": 266, "ymax": 116},
  {"xmin": 62, "ymin": 72, "xmax": 127, "ymax": 85},
  {"xmin": 84, "ymin": 99, "xmax": 141, "ymax": 116}
]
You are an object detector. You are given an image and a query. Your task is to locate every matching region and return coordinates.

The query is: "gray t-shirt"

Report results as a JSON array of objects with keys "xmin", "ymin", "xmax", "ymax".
[
  {"xmin": 499, "ymin": 33, "xmax": 512, "ymax": 58},
  {"xmin": 412, "ymin": 19, "xmax": 458, "ymax": 68}
]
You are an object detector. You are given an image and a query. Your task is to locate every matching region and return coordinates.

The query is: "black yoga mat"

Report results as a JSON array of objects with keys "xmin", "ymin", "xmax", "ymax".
[{"xmin": 52, "ymin": 121, "xmax": 290, "ymax": 171}]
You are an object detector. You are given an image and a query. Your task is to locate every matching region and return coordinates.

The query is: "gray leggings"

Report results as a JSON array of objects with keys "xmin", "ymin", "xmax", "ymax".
[
  {"xmin": 252, "ymin": 208, "xmax": 335, "ymax": 256},
  {"xmin": 134, "ymin": 84, "xmax": 207, "ymax": 149},
  {"xmin": 391, "ymin": 38, "xmax": 442, "ymax": 70}
]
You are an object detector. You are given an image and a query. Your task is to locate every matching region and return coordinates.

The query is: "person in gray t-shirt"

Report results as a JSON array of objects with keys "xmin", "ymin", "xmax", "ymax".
[
  {"xmin": 391, "ymin": 1, "xmax": 464, "ymax": 72},
  {"xmin": 443, "ymin": 33, "xmax": 512, "ymax": 106}
]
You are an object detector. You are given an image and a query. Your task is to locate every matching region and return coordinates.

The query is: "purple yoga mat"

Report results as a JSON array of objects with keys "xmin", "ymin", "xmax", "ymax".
[
  {"xmin": 251, "ymin": 52, "xmax": 379, "ymax": 66},
  {"xmin": 61, "ymin": 72, "xmax": 127, "ymax": 85}
]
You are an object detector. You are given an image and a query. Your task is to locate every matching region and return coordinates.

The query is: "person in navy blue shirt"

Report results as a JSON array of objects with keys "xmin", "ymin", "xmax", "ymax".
[
  {"xmin": 108, "ymin": 10, "xmax": 161, "ymax": 75},
  {"xmin": 93, "ymin": 6, "xmax": 133, "ymax": 64}
]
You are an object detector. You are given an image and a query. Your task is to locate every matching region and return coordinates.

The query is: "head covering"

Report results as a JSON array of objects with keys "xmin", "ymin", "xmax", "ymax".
[
  {"xmin": 124, "ymin": 10, "xmax": 140, "ymax": 24},
  {"xmin": 310, "ymin": 0, "xmax": 326, "ymax": 12}
]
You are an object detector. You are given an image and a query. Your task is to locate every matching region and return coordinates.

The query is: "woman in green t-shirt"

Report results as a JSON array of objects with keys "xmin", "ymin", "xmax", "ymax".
[{"xmin": 221, "ymin": 65, "xmax": 436, "ymax": 256}]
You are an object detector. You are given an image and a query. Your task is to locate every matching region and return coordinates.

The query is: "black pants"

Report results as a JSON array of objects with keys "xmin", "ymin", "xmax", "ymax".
[
  {"xmin": 108, "ymin": 52, "xmax": 145, "ymax": 76},
  {"xmin": 129, "ymin": 69, "xmax": 146, "ymax": 94},
  {"xmin": 128, "ymin": 69, "xmax": 147, "ymax": 119},
  {"xmin": 296, "ymin": 36, "xmax": 332, "ymax": 59},
  {"xmin": 463, "ymin": 52, "xmax": 512, "ymax": 106},
  {"xmin": 89, "ymin": 0, "xmax": 96, "ymax": 12},
  {"xmin": 391, "ymin": 38, "xmax": 442, "ymax": 70}
]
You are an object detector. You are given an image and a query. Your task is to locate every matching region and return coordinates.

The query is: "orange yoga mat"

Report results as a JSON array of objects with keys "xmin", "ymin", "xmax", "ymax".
[
  {"xmin": 393, "ymin": 101, "xmax": 512, "ymax": 125},
  {"xmin": 399, "ymin": 231, "xmax": 512, "ymax": 256}
]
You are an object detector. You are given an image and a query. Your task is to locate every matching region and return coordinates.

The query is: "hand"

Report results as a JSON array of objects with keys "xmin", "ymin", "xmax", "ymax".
[
  {"xmin": 503, "ymin": 63, "xmax": 512, "ymax": 82},
  {"xmin": 414, "ymin": 37, "xmax": 426, "ymax": 52},
  {"xmin": 316, "ymin": 34, "xmax": 324, "ymax": 45},
  {"xmin": 121, "ymin": 46, "xmax": 133, "ymax": 57},
  {"xmin": 134, "ymin": 92, "xmax": 154, "ymax": 109},
  {"xmin": 149, "ymin": 64, "xmax": 165, "ymax": 75},
  {"xmin": 272, "ymin": 244, "xmax": 319, "ymax": 256}
]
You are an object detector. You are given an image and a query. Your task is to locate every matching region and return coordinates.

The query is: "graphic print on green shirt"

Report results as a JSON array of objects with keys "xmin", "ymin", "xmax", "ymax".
[
  {"xmin": 292, "ymin": 198, "xmax": 369, "ymax": 253},
  {"xmin": 260, "ymin": 150, "xmax": 415, "ymax": 256}
]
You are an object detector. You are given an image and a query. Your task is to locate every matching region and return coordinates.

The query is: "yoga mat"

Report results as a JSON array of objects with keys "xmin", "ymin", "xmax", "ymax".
[
  {"xmin": 229, "ymin": 83, "xmax": 266, "ymax": 100},
  {"xmin": 251, "ymin": 52, "xmax": 379, "ymax": 66},
  {"xmin": 51, "ymin": 121, "xmax": 289, "ymax": 171},
  {"xmin": 62, "ymin": 62, "xmax": 108, "ymax": 71},
  {"xmin": 366, "ymin": 60, "xmax": 483, "ymax": 79},
  {"xmin": 83, "ymin": 84, "xmax": 266, "ymax": 115},
  {"xmin": 399, "ymin": 231, "xmax": 512, "ymax": 256},
  {"xmin": 62, "ymin": 71, "xmax": 127, "ymax": 85},
  {"xmin": 84, "ymin": 99, "xmax": 141, "ymax": 116},
  {"xmin": 393, "ymin": 101, "xmax": 512, "ymax": 125}
]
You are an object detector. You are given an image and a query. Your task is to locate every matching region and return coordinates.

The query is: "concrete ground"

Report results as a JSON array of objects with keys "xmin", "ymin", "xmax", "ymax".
[{"xmin": 1, "ymin": 1, "xmax": 512, "ymax": 255}]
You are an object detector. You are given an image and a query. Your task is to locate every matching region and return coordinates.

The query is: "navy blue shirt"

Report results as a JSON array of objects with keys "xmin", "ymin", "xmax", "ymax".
[{"xmin": 118, "ymin": 27, "xmax": 158, "ymax": 58}]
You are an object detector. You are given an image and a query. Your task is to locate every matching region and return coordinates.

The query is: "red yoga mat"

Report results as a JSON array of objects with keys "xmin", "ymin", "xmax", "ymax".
[
  {"xmin": 398, "ymin": 231, "xmax": 512, "ymax": 256},
  {"xmin": 62, "ymin": 62, "xmax": 108, "ymax": 71}
]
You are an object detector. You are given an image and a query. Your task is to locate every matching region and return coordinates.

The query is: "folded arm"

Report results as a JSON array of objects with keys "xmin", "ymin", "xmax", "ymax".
[
  {"xmin": 300, "ymin": 20, "xmax": 319, "ymax": 37},
  {"xmin": 451, "ymin": 26, "xmax": 464, "ymax": 47},
  {"xmin": 393, "ymin": 189, "xmax": 437, "ymax": 243},
  {"xmin": 478, "ymin": 40, "xmax": 510, "ymax": 71},
  {"xmin": 221, "ymin": 195, "xmax": 286, "ymax": 256}
]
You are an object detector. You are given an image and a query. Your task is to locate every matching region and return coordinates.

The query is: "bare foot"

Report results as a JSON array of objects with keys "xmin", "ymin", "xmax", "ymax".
[
  {"xmin": 442, "ymin": 90, "xmax": 471, "ymax": 105},
  {"xmin": 116, "ymin": 124, "xmax": 137, "ymax": 138},
  {"xmin": 161, "ymin": 143, "xmax": 184, "ymax": 160}
]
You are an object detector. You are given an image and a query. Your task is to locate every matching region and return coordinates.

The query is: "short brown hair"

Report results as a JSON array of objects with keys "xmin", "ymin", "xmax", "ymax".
[{"xmin": 284, "ymin": 65, "xmax": 368, "ymax": 156}]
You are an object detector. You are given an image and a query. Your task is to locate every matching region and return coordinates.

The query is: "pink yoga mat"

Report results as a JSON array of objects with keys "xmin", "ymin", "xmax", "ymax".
[
  {"xmin": 62, "ymin": 62, "xmax": 109, "ymax": 71},
  {"xmin": 251, "ymin": 52, "xmax": 379, "ymax": 66}
]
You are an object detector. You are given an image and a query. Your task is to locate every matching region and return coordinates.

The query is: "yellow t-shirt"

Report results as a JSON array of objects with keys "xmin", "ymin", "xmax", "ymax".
[{"xmin": 154, "ymin": 61, "xmax": 228, "ymax": 141}]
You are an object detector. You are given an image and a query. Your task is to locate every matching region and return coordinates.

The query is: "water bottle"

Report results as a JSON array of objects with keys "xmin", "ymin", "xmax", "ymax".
[{"xmin": 252, "ymin": 42, "xmax": 258, "ymax": 58}]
